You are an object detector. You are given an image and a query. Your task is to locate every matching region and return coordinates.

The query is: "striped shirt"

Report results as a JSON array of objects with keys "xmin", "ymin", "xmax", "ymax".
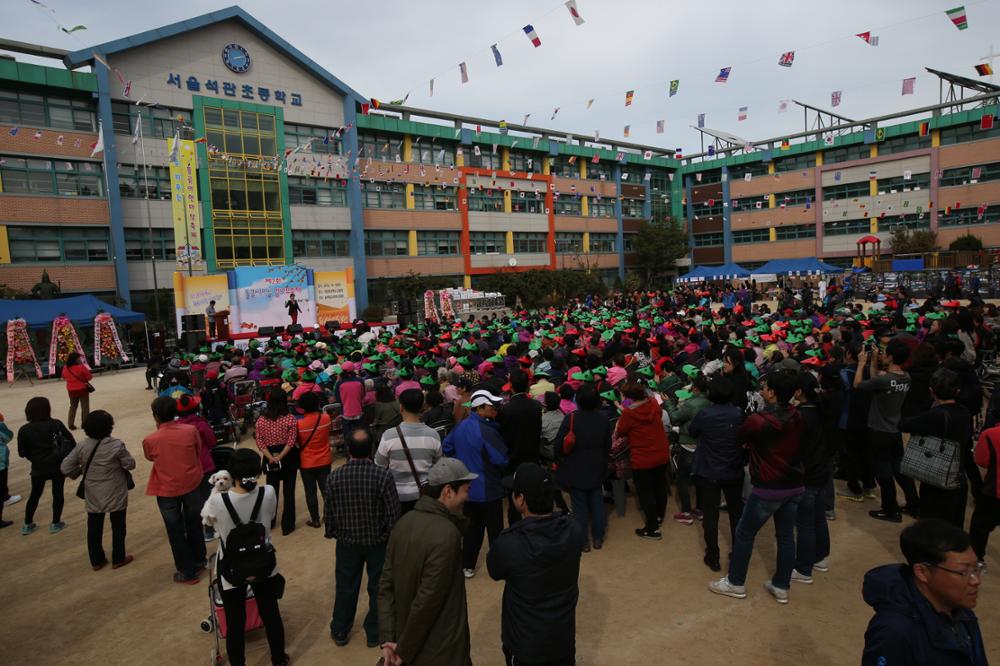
[{"xmin": 374, "ymin": 421, "xmax": 442, "ymax": 502}]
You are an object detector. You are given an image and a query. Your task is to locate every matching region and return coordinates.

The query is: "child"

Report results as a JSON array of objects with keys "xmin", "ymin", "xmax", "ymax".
[{"xmin": 0, "ymin": 412, "xmax": 18, "ymax": 528}]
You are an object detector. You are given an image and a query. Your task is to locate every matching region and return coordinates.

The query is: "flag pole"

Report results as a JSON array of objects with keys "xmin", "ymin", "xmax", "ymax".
[{"xmin": 136, "ymin": 110, "xmax": 162, "ymax": 322}]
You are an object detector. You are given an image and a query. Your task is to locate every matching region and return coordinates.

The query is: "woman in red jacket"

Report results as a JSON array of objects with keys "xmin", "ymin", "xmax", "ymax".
[
  {"xmin": 615, "ymin": 381, "xmax": 670, "ymax": 540},
  {"xmin": 62, "ymin": 352, "xmax": 93, "ymax": 431}
]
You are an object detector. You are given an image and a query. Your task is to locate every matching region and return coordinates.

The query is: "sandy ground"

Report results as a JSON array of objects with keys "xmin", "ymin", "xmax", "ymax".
[{"xmin": 0, "ymin": 367, "xmax": 996, "ymax": 666}]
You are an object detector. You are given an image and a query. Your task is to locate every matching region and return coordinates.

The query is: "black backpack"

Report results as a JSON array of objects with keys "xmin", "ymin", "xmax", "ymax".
[{"xmin": 219, "ymin": 490, "xmax": 276, "ymax": 586}]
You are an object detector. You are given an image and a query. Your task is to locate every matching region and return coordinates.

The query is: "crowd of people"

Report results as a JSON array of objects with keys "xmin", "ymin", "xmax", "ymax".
[{"xmin": 2, "ymin": 284, "xmax": 997, "ymax": 665}]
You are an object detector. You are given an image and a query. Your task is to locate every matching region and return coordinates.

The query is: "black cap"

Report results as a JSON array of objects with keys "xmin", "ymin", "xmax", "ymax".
[{"xmin": 502, "ymin": 462, "xmax": 551, "ymax": 497}]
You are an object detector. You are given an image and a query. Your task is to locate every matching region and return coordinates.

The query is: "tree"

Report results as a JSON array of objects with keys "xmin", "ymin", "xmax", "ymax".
[
  {"xmin": 889, "ymin": 227, "xmax": 938, "ymax": 254},
  {"xmin": 634, "ymin": 218, "xmax": 688, "ymax": 283},
  {"xmin": 949, "ymin": 233, "xmax": 983, "ymax": 251}
]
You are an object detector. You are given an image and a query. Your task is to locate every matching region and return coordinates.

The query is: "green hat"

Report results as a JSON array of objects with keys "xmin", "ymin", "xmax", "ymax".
[
  {"xmin": 398, "ymin": 367, "xmax": 413, "ymax": 379},
  {"xmin": 363, "ymin": 362, "xmax": 378, "ymax": 373},
  {"xmin": 600, "ymin": 390, "xmax": 618, "ymax": 402},
  {"xmin": 419, "ymin": 375, "xmax": 438, "ymax": 387},
  {"xmin": 294, "ymin": 358, "xmax": 308, "ymax": 367},
  {"xmin": 601, "ymin": 330, "xmax": 615, "ymax": 341},
  {"xmin": 747, "ymin": 335, "xmax": 760, "ymax": 344},
  {"xmin": 261, "ymin": 368, "xmax": 275, "ymax": 378},
  {"xmin": 926, "ymin": 312, "xmax": 946, "ymax": 320},
  {"xmin": 804, "ymin": 349, "xmax": 823, "ymax": 358},
  {"xmin": 571, "ymin": 370, "xmax": 594, "ymax": 382},
  {"xmin": 330, "ymin": 364, "xmax": 343, "ymax": 375},
  {"xmin": 302, "ymin": 370, "xmax": 317, "ymax": 382},
  {"xmin": 786, "ymin": 334, "xmax": 803, "ymax": 344},
  {"xmin": 592, "ymin": 366, "xmax": 608, "ymax": 376},
  {"xmin": 637, "ymin": 366, "xmax": 654, "ymax": 379},
  {"xmin": 534, "ymin": 368, "xmax": 550, "ymax": 377},
  {"xmin": 681, "ymin": 364, "xmax": 700, "ymax": 379},
  {"xmin": 487, "ymin": 354, "xmax": 504, "ymax": 363},
  {"xmin": 646, "ymin": 379, "xmax": 659, "ymax": 390},
  {"xmin": 281, "ymin": 369, "xmax": 298, "ymax": 382},
  {"xmin": 675, "ymin": 389, "xmax": 694, "ymax": 400},
  {"xmin": 457, "ymin": 356, "xmax": 473, "ymax": 367}
]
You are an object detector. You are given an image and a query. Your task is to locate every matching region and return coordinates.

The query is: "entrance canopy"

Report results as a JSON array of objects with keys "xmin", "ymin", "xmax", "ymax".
[{"xmin": 0, "ymin": 295, "xmax": 145, "ymax": 329}]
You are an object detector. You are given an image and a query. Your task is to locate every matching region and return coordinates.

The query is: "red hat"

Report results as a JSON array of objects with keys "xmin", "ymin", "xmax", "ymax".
[
  {"xmin": 943, "ymin": 300, "xmax": 961, "ymax": 308},
  {"xmin": 177, "ymin": 395, "xmax": 201, "ymax": 414},
  {"xmin": 802, "ymin": 357, "xmax": 823, "ymax": 367}
]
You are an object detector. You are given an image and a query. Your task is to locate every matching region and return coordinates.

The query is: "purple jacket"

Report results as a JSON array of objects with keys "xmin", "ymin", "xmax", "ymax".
[{"xmin": 176, "ymin": 414, "xmax": 217, "ymax": 474}]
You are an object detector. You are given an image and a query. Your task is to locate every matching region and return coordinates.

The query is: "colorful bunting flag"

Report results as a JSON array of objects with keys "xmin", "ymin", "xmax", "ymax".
[
  {"xmin": 522, "ymin": 114, "xmax": 530, "ymax": 125},
  {"xmin": 90, "ymin": 122, "xmax": 104, "ymax": 157},
  {"xmin": 523, "ymin": 25, "xmax": 541, "ymax": 48},
  {"xmin": 856, "ymin": 32, "xmax": 879, "ymax": 46},
  {"xmin": 778, "ymin": 99, "xmax": 789, "ymax": 113},
  {"xmin": 780, "ymin": 139, "xmax": 790, "ymax": 150},
  {"xmin": 975, "ymin": 63, "xmax": 993, "ymax": 76},
  {"xmin": 429, "ymin": 78, "xmax": 434, "ymax": 96},
  {"xmin": 831, "ymin": 90, "xmax": 842, "ymax": 107},
  {"xmin": 919, "ymin": 121, "xmax": 930, "ymax": 136},
  {"xmin": 868, "ymin": 170, "xmax": 878, "ymax": 180},
  {"xmin": 707, "ymin": 146, "xmax": 716, "ymax": 156},
  {"xmin": 491, "ymin": 44, "xmax": 503, "ymax": 67},
  {"xmin": 744, "ymin": 172, "xmax": 752, "ymax": 182},
  {"xmin": 945, "ymin": 6, "xmax": 968, "ymax": 30},
  {"xmin": 778, "ymin": 51, "xmax": 795, "ymax": 67},
  {"xmin": 8, "ymin": 127, "xmax": 18, "ymax": 137},
  {"xmin": 738, "ymin": 106, "xmax": 748, "ymax": 121},
  {"xmin": 823, "ymin": 133, "xmax": 835, "ymax": 146},
  {"xmin": 459, "ymin": 62, "xmax": 469, "ymax": 84},
  {"xmin": 551, "ymin": 107, "xmax": 560, "ymax": 120},
  {"xmin": 623, "ymin": 125, "xmax": 630, "ymax": 137},
  {"xmin": 715, "ymin": 67, "xmax": 731, "ymax": 83},
  {"xmin": 60, "ymin": 25, "xmax": 87, "ymax": 34},
  {"xmin": 656, "ymin": 120, "xmax": 664, "ymax": 134},
  {"xmin": 616, "ymin": 151, "xmax": 626, "ymax": 162},
  {"xmin": 586, "ymin": 99, "xmax": 594, "ymax": 110},
  {"xmin": 982, "ymin": 114, "xmax": 995, "ymax": 130},
  {"xmin": 591, "ymin": 154, "xmax": 600, "ymax": 164},
  {"xmin": 565, "ymin": 0, "xmax": 585, "ymax": 25},
  {"xmin": 902, "ymin": 77, "xmax": 916, "ymax": 95},
  {"xmin": 625, "ymin": 90, "xmax": 635, "ymax": 106},
  {"xmin": 643, "ymin": 150, "xmax": 653, "ymax": 160},
  {"xmin": 360, "ymin": 102, "xmax": 370, "ymax": 115},
  {"xmin": 370, "ymin": 98, "xmax": 381, "ymax": 110},
  {"xmin": 669, "ymin": 80, "xmax": 679, "ymax": 97},
  {"xmin": 697, "ymin": 113, "xmax": 705, "ymax": 128},
  {"xmin": 972, "ymin": 166, "xmax": 983, "ymax": 179},
  {"xmin": 498, "ymin": 120, "xmax": 508, "ymax": 135}
]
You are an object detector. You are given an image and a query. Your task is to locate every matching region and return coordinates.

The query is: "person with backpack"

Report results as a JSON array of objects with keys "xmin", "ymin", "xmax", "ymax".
[
  {"xmin": 202, "ymin": 448, "xmax": 288, "ymax": 666},
  {"xmin": 17, "ymin": 396, "xmax": 75, "ymax": 535}
]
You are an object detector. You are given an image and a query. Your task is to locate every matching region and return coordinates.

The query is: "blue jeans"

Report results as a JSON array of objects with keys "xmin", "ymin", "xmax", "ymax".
[
  {"xmin": 727, "ymin": 491, "xmax": 802, "ymax": 589},
  {"xmin": 794, "ymin": 486, "xmax": 830, "ymax": 576},
  {"xmin": 570, "ymin": 487, "xmax": 606, "ymax": 542},
  {"xmin": 331, "ymin": 540, "xmax": 386, "ymax": 642},
  {"xmin": 156, "ymin": 488, "xmax": 208, "ymax": 578}
]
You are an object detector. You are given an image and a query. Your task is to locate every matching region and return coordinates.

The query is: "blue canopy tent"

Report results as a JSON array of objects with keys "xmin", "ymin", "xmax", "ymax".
[
  {"xmin": 701, "ymin": 263, "xmax": 751, "ymax": 281},
  {"xmin": 0, "ymin": 295, "xmax": 145, "ymax": 329},
  {"xmin": 751, "ymin": 258, "xmax": 844, "ymax": 277},
  {"xmin": 676, "ymin": 265, "xmax": 717, "ymax": 283}
]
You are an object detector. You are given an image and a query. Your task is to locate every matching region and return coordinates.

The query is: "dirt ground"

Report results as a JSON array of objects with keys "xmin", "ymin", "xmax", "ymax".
[{"xmin": 0, "ymin": 367, "xmax": 996, "ymax": 666}]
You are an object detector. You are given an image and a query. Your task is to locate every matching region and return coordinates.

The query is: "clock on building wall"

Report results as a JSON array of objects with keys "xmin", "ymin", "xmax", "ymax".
[{"xmin": 221, "ymin": 43, "xmax": 251, "ymax": 73}]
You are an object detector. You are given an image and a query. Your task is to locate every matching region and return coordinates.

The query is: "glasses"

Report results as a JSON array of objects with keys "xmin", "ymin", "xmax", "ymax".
[{"xmin": 923, "ymin": 562, "xmax": 986, "ymax": 580}]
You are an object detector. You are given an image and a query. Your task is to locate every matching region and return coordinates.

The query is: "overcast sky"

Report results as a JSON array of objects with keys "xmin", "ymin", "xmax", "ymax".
[{"xmin": 8, "ymin": 0, "xmax": 1000, "ymax": 151}]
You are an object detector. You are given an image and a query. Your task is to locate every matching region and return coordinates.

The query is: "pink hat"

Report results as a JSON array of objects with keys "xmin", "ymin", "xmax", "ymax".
[{"xmin": 341, "ymin": 361, "xmax": 356, "ymax": 373}]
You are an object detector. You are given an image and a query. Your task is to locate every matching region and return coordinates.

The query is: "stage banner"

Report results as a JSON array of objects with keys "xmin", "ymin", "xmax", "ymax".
[
  {"xmin": 172, "ymin": 273, "xmax": 231, "ymax": 335},
  {"xmin": 314, "ymin": 268, "xmax": 356, "ymax": 326},
  {"xmin": 168, "ymin": 138, "xmax": 205, "ymax": 271},
  {"xmin": 232, "ymin": 265, "xmax": 315, "ymax": 333}
]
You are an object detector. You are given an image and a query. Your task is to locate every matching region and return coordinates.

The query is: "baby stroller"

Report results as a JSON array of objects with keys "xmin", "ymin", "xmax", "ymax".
[
  {"xmin": 228, "ymin": 380, "xmax": 258, "ymax": 435},
  {"xmin": 322, "ymin": 403, "xmax": 344, "ymax": 454},
  {"xmin": 200, "ymin": 553, "xmax": 264, "ymax": 665},
  {"xmin": 201, "ymin": 379, "xmax": 240, "ymax": 445}
]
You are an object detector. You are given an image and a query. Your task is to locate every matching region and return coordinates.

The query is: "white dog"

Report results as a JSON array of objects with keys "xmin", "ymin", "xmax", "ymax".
[{"xmin": 200, "ymin": 470, "xmax": 233, "ymax": 526}]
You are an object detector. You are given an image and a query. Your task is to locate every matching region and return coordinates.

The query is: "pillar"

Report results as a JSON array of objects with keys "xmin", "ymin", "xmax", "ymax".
[
  {"xmin": 408, "ymin": 229, "xmax": 418, "ymax": 256},
  {"xmin": 505, "ymin": 231, "xmax": 514, "ymax": 254},
  {"xmin": 583, "ymin": 231, "xmax": 590, "ymax": 253}
]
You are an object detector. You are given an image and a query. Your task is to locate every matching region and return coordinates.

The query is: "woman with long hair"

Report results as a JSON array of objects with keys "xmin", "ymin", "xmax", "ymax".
[{"xmin": 254, "ymin": 389, "xmax": 298, "ymax": 535}]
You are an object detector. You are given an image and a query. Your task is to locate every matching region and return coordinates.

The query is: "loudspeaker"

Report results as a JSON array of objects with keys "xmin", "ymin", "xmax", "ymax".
[
  {"xmin": 182, "ymin": 314, "xmax": 202, "ymax": 332},
  {"xmin": 287, "ymin": 324, "xmax": 304, "ymax": 335},
  {"xmin": 324, "ymin": 320, "xmax": 341, "ymax": 332},
  {"xmin": 258, "ymin": 326, "xmax": 275, "ymax": 337},
  {"xmin": 274, "ymin": 326, "xmax": 286, "ymax": 335},
  {"xmin": 182, "ymin": 330, "xmax": 206, "ymax": 353}
]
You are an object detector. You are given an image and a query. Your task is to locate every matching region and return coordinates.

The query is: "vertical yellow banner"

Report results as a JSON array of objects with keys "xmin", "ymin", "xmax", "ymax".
[
  {"xmin": 0, "ymin": 226, "xmax": 10, "ymax": 265},
  {"xmin": 168, "ymin": 138, "xmax": 205, "ymax": 271}
]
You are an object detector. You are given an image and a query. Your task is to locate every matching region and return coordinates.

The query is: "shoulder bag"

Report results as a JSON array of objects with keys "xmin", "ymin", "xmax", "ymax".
[
  {"xmin": 69, "ymin": 367, "xmax": 96, "ymax": 394},
  {"xmin": 75, "ymin": 438, "xmax": 103, "ymax": 499},
  {"xmin": 901, "ymin": 409, "xmax": 963, "ymax": 490},
  {"xmin": 50, "ymin": 421, "xmax": 75, "ymax": 462},
  {"xmin": 562, "ymin": 412, "xmax": 577, "ymax": 454},
  {"xmin": 395, "ymin": 425, "xmax": 427, "ymax": 496}
]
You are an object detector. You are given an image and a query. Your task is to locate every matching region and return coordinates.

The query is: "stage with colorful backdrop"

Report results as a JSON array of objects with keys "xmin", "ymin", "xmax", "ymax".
[{"xmin": 172, "ymin": 265, "xmax": 356, "ymax": 340}]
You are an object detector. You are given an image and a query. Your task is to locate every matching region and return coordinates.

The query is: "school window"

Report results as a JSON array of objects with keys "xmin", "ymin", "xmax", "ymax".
[
  {"xmin": 590, "ymin": 233, "xmax": 617, "ymax": 253},
  {"xmin": 586, "ymin": 161, "xmax": 612, "ymax": 180},
  {"xmin": 939, "ymin": 204, "xmax": 1000, "ymax": 227},
  {"xmin": 470, "ymin": 231, "xmax": 505, "ymax": 254},
  {"xmin": 287, "ymin": 177, "xmax": 346, "ymax": 206},
  {"xmin": 362, "ymin": 181, "xmax": 405, "ymax": 209},
  {"xmin": 364, "ymin": 230, "xmax": 408, "ymax": 256},
  {"xmin": 554, "ymin": 196, "xmax": 582, "ymax": 216},
  {"xmin": 411, "ymin": 142, "xmax": 456, "ymax": 166},
  {"xmin": 203, "ymin": 107, "xmax": 277, "ymax": 159},
  {"xmin": 0, "ymin": 156, "xmax": 103, "ymax": 196},
  {"xmin": 689, "ymin": 168, "xmax": 721, "ymax": 185},
  {"xmin": 8, "ymin": 226, "xmax": 110, "ymax": 263},
  {"xmin": 416, "ymin": 231, "xmax": 460, "ymax": 256},
  {"xmin": 774, "ymin": 188, "xmax": 815, "ymax": 207},
  {"xmin": 774, "ymin": 154, "xmax": 813, "ymax": 173},
  {"xmin": 589, "ymin": 200, "xmax": 615, "ymax": 217},
  {"xmin": 623, "ymin": 234, "xmax": 637, "ymax": 252},
  {"xmin": 118, "ymin": 165, "xmax": 171, "ymax": 200},
  {"xmin": 732, "ymin": 197, "xmax": 769, "ymax": 212},
  {"xmin": 877, "ymin": 134, "xmax": 931, "ymax": 155},
  {"xmin": 291, "ymin": 230, "xmax": 350, "ymax": 258},
  {"xmin": 940, "ymin": 122, "xmax": 1000, "ymax": 145},
  {"xmin": 465, "ymin": 147, "xmax": 502, "ymax": 170},
  {"xmin": 692, "ymin": 232, "xmax": 723, "ymax": 247},
  {"xmin": 284, "ymin": 123, "xmax": 342, "ymax": 155},
  {"xmin": 555, "ymin": 232, "xmax": 583, "ymax": 254},
  {"xmin": 774, "ymin": 224, "xmax": 816, "ymax": 240},
  {"xmin": 736, "ymin": 161, "xmax": 770, "ymax": 179},
  {"xmin": 513, "ymin": 232, "xmax": 547, "ymax": 254},
  {"xmin": 824, "ymin": 219, "xmax": 871, "ymax": 236},
  {"xmin": 622, "ymin": 198, "xmax": 645, "ymax": 219},
  {"xmin": 877, "ymin": 173, "xmax": 930, "ymax": 193},
  {"xmin": 697, "ymin": 201, "xmax": 723, "ymax": 217},
  {"xmin": 508, "ymin": 151, "xmax": 542, "ymax": 173},
  {"xmin": 822, "ymin": 144, "xmax": 870, "ymax": 164},
  {"xmin": 551, "ymin": 156, "xmax": 579, "ymax": 178},
  {"xmin": 823, "ymin": 180, "xmax": 871, "ymax": 200},
  {"xmin": 112, "ymin": 102, "xmax": 190, "ymax": 139},
  {"xmin": 882, "ymin": 215, "xmax": 931, "ymax": 232},
  {"xmin": 124, "ymin": 228, "xmax": 177, "ymax": 261},
  {"xmin": 939, "ymin": 162, "xmax": 1000, "ymax": 187},
  {"xmin": 511, "ymin": 194, "xmax": 545, "ymax": 214},
  {"xmin": 732, "ymin": 229, "xmax": 770, "ymax": 244},
  {"xmin": 0, "ymin": 90, "xmax": 96, "ymax": 132},
  {"xmin": 358, "ymin": 133, "xmax": 403, "ymax": 162},
  {"xmin": 412, "ymin": 185, "xmax": 457, "ymax": 210},
  {"xmin": 467, "ymin": 189, "xmax": 505, "ymax": 212}
]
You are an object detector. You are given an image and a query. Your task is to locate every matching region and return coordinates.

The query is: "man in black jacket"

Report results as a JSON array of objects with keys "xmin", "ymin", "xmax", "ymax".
[
  {"xmin": 498, "ymin": 370, "xmax": 542, "ymax": 526},
  {"xmin": 487, "ymin": 463, "xmax": 582, "ymax": 666}
]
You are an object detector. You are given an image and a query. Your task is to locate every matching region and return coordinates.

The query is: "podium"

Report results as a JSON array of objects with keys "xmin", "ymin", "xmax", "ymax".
[{"xmin": 212, "ymin": 310, "xmax": 231, "ymax": 340}]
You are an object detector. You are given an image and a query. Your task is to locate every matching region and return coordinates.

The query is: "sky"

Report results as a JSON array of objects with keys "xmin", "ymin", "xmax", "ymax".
[{"xmin": 7, "ymin": 0, "xmax": 1000, "ymax": 153}]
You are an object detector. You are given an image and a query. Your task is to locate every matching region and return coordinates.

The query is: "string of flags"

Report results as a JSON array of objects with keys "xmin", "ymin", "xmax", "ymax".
[
  {"xmin": 856, "ymin": 31, "xmax": 879, "ymax": 46},
  {"xmin": 778, "ymin": 51, "xmax": 795, "ymax": 67},
  {"xmin": 945, "ymin": 6, "xmax": 968, "ymax": 30},
  {"xmin": 902, "ymin": 77, "xmax": 916, "ymax": 95},
  {"xmin": 565, "ymin": 0, "xmax": 585, "ymax": 25},
  {"xmin": 715, "ymin": 67, "xmax": 732, "ymax": 83},
  {"xmin": 831, "ymin": 90, "xmax": 842, "ymax": 107},
  {"xmin": 522, "ymin": 25, "xmax": 542, "ymax": 48},
  {"xmin": 624, "ymin": 90, "xmax": 635, "ymax": 107}
]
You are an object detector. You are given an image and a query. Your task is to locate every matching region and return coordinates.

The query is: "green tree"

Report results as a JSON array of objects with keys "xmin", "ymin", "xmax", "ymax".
[
  {"xmin": 948, "ymin": 233, "xmax": 983, "ymax": 251},
  {"xmin": 889, "ymin": 227, "xmax": 938, "ymax": 254},
  {"xmin": 634, "ymin": 218, "xmax": 688, "ymax": 283}
]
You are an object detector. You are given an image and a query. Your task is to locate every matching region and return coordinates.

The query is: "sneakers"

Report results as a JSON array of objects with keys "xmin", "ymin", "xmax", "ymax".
[
  {"xmin": 673, "ymin": 511, "xmax": 695, "ymax": 525},
  {"xmin": 49, "ymin": 521, "xmax": 66, "ymax": 534},
  {"xmin": 813, "ymin": 558, "xmax": 830, "ymax": 573},
  {"xmin": 825, "ymin": 510, "xmax": 836, "ymax": 521},
  {"xmin": 869, "ymin": 509, "xmax": 902, "ymax": 523},
  {"xmin": 21, "ymin": 523, "xmax": 37, "ymax": 536},
  {"xmin": 3, "ymin": 494, "xmax": 22, "ymax": 507},
  {"xmin": 790, "ymin": 569, "xmax": 814, "ymax": 585},
  {"xmin": 692, "ymin": 509, "xmax": 704, "ymax": 521},
  {"xmin": 463, "ymin": 568, "xmax": 476, "ymax": 579},
  {"xmin": 708, "ymin": 577, "xmax": 747, "ymax": 599},
  {"xmin": 837, "ymin": 490, "xmax": 864, "ymax": 502},
  {"xmin": 764, "ymin": 581, "xmax": 790, "ymax": 604},
  {"xmin": 635, "ymin": 527, "xmax": 663, "ymax": 541},
  {"xmin": 863, "ymin": 488, "xmax": 877, "ymax": 500}
]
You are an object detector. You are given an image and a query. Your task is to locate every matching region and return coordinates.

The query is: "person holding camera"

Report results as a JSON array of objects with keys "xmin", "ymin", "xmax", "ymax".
[{"xmin": 202, "ymin": 448, "xmax": 289, "ymax": 666}]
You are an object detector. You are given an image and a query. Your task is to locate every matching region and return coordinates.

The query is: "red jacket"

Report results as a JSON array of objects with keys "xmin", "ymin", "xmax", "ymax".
[
  {"xmin": 616, "ymin": 399, "xmax": 670, "ymax": 470},
  {"xmin": 142, "ymin": 421, "xmax": 203, "ymax": 497},
  {"xmin": 976, "ymin": 425, "xmax": 1000, "ymax": 498},
  {"xmin": 62, "ymin": 364, "xmax": 92, "ymax": 392},
  {"xmin": 738, "ymin": 405, "xmax": 805, "ymax": 490}
]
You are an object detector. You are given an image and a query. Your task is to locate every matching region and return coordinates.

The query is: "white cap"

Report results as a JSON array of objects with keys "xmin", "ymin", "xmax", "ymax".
[{"xmin": 468, "ymin": 390, "xmax": 502, "ymax": 408}]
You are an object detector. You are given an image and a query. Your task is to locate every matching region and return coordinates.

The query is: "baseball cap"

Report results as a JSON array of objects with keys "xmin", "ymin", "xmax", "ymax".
[
  {"xmin": 465, "ymin": 389, "xmax": 503, "ymax": 408},
  {"xmin": 427, "ymin": 457, "xmax": 478, "ymax": 486},
  {"xmin": 341, "ymin": 361, "xmax": 355, "ymax": 373},
  {"xmin": 502, "ymin": 462, "xmax": 552, "ymax": 496}
]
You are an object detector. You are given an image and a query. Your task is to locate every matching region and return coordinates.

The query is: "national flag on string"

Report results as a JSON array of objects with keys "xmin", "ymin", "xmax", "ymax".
[
  {"xmin": 946, "ymin": 6, "xmax": 968, "ymax": 30},
  {"xmin": 972, "ymin": 166, "xmax": 983, "ymax": 179},
  {"xmin": 32, "ymin": 130, "xmax": 42, "ymax": 140},
  {"xmin": 737, "ymin": 106, "xmax": 748, "ymax": 121},
  {"xmin": 707, "ymin": 146, "xmax": 716, "ymax": 156},
  {"xmin": 429, "ymin": 78, "xmax": 434, "ymax": 96},
  {"xmin": 459, "ymin": 62, "xmax": 469, "ymax": 83},
  {"xmin": 715, "ymin": 67, "xmax": 731, "ymax": 83},
  {"xmin": 625, "ymin": 90, "xmax": 635, "ymax": 106},
  {"xmin": 586, "ymin": 99, "xmax": 594, "ymax": 110},
  {"xmin": 90, "ymin": 121, "xmax": 104, "ymax": 157},
  {"xmin": 781, "ymin": 139, "xmax": 790, "ymax": 150},
  {"xmin": 778, "ymin": 99, "xmax": 789, "ymax": 113},
  {"xmin": 869, "ymin": 170, "xmax": 878, "ymax": 180},
  {"xmin": 918, "ymin": 121, "xmax": 930, "ymax": 136},
  {"xmin": 8, "ymin": 127, "xmax": 18, "ymax": 137},
  {"xmin": 388, "ymin": 94, "xmax": 409, "ymax": 105},
  {"xmin": 744, "ymin": 172, "xmax": 752, "ymax": 182},
  {"xmin": 778, "ymin": 51, "xmax": 795, "ymax": 67},
  {"xmin": 831, "ymin": 90, "xmax": 842, "ymax": 107},
  {"xmin": 523, "ymin": 25, "xmax": 541, "ymax": 48},
  {"xmin": 565, "ymin": 0, "xmax": 584, "ymax": 25},
  {"xmin": 370, "ymin": 98, "xmax": 381, "ymax": 110},
  {"xmin": 591, "ymin": 154, "xmax": 600, "ymax": 164},
  {"xmin": 56, "ymin": 135, "xmax": 64, "ymax": 146},
  {"xmin": 551, "ymin": 107, "xmax": 560, "ymax": 120},
  {"xmin": 697, "ymin": 113, "xmax": 705, "ymax": 128},
  {"xmin": 491, "ymin": 44, "xmax": 503, "ymax": 67},
  {"xmin": 522, "ymin": 114, "xmax": 530, "ymax": 125},
  {"xmin": 594, "ymin": 130, "xmax": 599, "ymax": 141},
  {"xmin": 902, "ymin": 77, "xmax": 916, "ymax": 95},
  {"xmin": 473, "ymin": 145, "xmax": 481, "ymax": 156},
  {"xmin": 656, "ymin": 120, "xmax": 664, "ymax": 134},
  {"xmin": 643, "ymin": 150, "xmax": 653, "ymax": 160},
  {"xmin": 856, "ymin": 32, "xmax": 879, "ymax": 46},
  {"xmin": 567, "ymin": 155, "xmax": 576, "ymax": 165},
  {"xmin": 499, "ymin": 120, "xmax": 508, "ymax": 135},
  {"xmin": 360, "ymin": 102, "xmax": 370, "ymax": 115},
  {"xmin": 675, "ymin": 148, "xmax": 683, "ymax": 159},
  {"xmin": 122, "ymin": 80, "xmax": 132, "ymax": 98},
  {"xmin": 616, "ymin": 151, "xmax": 626, "ymax": 162},
  {"xmin": 669, "ymin": 80, "xmax": 679, "ymax": 96},
  {"xmin": 982, "ymin": 113, "xmax": 995, "ymax": 130},
  {"xmin": 975, "ymin": 63, "xmax": 993, "ymax": 76},
  {"xmin": 823, "ymin": 133, "xmax": 835, "ymax": 146},
  {"xmin": 623, "ymin": 125, "xmax": 630, "ymax": 137},
  {"xmin": 60, "ymin": 25, "xmax": 87, "ymax": 34}
]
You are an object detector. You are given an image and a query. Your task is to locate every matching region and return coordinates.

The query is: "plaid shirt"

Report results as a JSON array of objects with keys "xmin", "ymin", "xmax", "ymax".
[{"xmin": 324, "ymin": 458, "xmax": 400, "ymax": 545}]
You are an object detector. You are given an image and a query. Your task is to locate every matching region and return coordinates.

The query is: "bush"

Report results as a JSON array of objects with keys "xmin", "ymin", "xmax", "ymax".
[
  {"xmin": 949, "ymin": 233, "xmax": 983, "ymax": 251},
  {"xmin": 475, "ymin": 269, "xmax": 607, "ymax": 308}
]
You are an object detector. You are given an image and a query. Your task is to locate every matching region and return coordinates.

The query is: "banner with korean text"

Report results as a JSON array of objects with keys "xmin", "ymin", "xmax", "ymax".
[
  {"xmin": 168, "ymin": 138, "xmax": 205, "ymax": 271},
  {"xmin": 314, "ymin": 268, "xmax": 356, "ymax": 326}
]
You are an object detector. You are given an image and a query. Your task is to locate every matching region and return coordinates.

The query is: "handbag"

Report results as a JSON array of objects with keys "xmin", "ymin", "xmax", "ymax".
[
  {"xmin": 395, "ymin": 425, "xmax": 427, "ymax": 496},
  {"xmin": 562, "ymin": 412, "xmax": 577, "ymax": 454},
  {"xmin": 76, "ymin": 437, "xmax": 103, "ymax": 500},
  {"xmin": 50, "ymin": 422, "xmax": 75, "ymax": 462},
  {"xmin": 69, "ymin": 367, "xmax": 96, "ymax": 393},
  {"xmin": 901, "ymin": 410, "xmax": 963, "ymax": 490}
]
